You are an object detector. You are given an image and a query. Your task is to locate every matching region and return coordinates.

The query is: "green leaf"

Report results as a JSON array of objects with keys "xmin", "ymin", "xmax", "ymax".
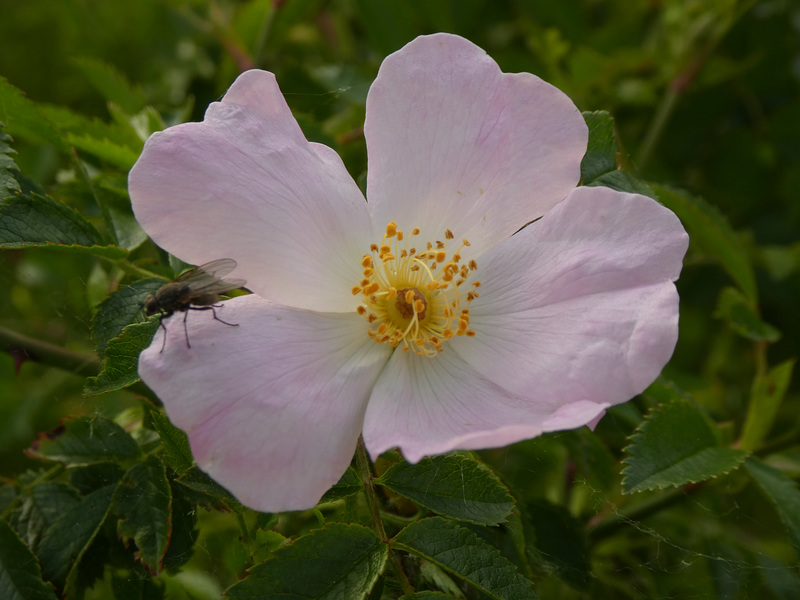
[
  {"xmin": 27, "ymin": 416, "xmax": 142, "ymax": 466},
  {"xmin": 0, "ymin": 77, "xmax": 67, "ymax": 151},
  {"xmin": 714, "ymin": 287, "xmax": 780, "ymax": 342},
  {"xmin": 376, "ymin": 455, "xmax": 515, "ymax": 526},
  {"xmin": 580, "ymin": 110, "xmax": 616, "ymax": 183},
  {"xmin": 9, "ymin": 482, "xmax": 81, "ymax": 551},
  {"xmin": 588, "ymin": 170, "xmax": 656, "ymax": 197},
  {"xmin": 392, "ymin": 517, "xmax": 536, "ymax": 600},
  {"xmin": 39, "ymin": 104, "xmax": 142, "ymax": 151},
  {"xmin": 527, "ymin": 499, "xmax": 590, "ymax": 590},
  {"xmin": 83, "ymin": 320, "xmax": 159, "ymax": 396},
  {"xmin": 71, "ymin": 57, "xmax": 148, "ymax": 114},
  {"xmin": 652, "ymin": 184, "xmax": 758, "ymax": 303},
  {"xmin": 0, "ymin": 122, "xmax": 20, "ymax": 198},
  {"xmin": 114, "ymin": 456, "xmax": 172, "ymax": 572},
  {"xmin": 745, "ymin": 458, "xmax": 800, "ymax": 561},
  {"xmin": 399, "ymin": 593, "xmax": 459, "ymax": 600},
  {"xmin": 37, "ymin": 484, "xmax": 115, "ymax": 588},
  {"xmin": 0, "ymin": 520, "xmax": 58, "ymax": 600},
  {"xmin": 162, "ymin": 482, "xmax": 199, "ymax": 572},
  {"xmin": 225, "ymin": 523, "xmax": 387, "ymax": 600},
  {"xmin": 741, "ymin": 360, "xmax": 795, "ymax": 451},
  {"xmin": 320, "ymin": 466, "xmax": 362, "ymax": 503},
  {"xmin": 91, "ymin": 277, "xmax": 164, "ymax": 358},
  {"xmin": 150, "ymin": 411, "xmax": 193, "ymax": 473},
  {"xmin": 176, "ymin": 466, "xmax": 242, "ymax": 510},
  {"xmin": 622, "ymin": 396, "xmax": 749, "ymax": 493},
  {"xmin": 65, "ymin": 132, "xmax": 141, "ymax": 170},
  {"xmin": 0, "ymin": 193, "xmax": 128, "ymax": 258}
]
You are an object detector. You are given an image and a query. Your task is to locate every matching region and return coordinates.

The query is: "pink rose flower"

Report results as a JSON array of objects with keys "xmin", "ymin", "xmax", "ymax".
[{"xmin": 129, "ymin": 33, "xmax": 688, "ymax": 512}]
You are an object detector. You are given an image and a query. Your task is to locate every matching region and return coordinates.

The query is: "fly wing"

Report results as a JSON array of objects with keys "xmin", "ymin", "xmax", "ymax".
[{"xmin": 174, "ymin": 259, "xmax": 246, "ymax": 295}]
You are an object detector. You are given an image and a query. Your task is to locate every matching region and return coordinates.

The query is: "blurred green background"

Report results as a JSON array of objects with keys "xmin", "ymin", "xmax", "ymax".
[{"xmin": 1, "ymin": 0, "xmax": 799, "ymax": 597}]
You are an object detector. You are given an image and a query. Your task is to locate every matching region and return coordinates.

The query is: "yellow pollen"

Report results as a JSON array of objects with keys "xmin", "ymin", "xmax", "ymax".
[{"xmin": 355, "ymin": 223, "xmax": 481, "ymax": 357}]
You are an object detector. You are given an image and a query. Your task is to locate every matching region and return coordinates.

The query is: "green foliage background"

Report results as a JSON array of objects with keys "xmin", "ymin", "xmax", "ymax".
[{"xmin": 1, "ymin": 0, "xmax": 799, "ymax": 598}]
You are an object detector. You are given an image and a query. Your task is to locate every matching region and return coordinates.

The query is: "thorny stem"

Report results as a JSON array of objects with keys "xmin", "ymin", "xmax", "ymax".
[
  {"xmin": 355, "ymin": 437, "xmax": 415, "ymax": 595},
  {"xmin": 0, "ymin": 325, "xmax": 100, "ymax": 377}
]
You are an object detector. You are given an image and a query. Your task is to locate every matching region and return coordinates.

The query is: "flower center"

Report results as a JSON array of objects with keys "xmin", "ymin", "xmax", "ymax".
[{"xmin": 353, "ymin": 222, "xmax": 480, "ymax": 357}]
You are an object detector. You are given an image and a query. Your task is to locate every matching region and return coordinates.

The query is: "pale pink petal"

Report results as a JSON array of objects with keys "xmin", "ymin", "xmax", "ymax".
[
  {"xmin": 365, "ymin": 33, "xmax": 587, "ymax": 257},
  {"xmin": 362, "ymin": 351, "xmax": 609, "ymax": 463},
  {"xmin": 139, "ymin": 295, "xmax": 391, "ymax": 513},
  {"xmin": 450, "ymin": 186, "xmax": 688, "ymax": 403},
  {"xmin": 129, "ymin": 70, "xmax": 371, "ymax": 313}
]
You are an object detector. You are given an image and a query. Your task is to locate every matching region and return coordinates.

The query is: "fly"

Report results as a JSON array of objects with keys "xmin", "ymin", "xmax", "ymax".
[{"xmin": 143, "ymin": 258, "xmax": 246, "ymax": 352}]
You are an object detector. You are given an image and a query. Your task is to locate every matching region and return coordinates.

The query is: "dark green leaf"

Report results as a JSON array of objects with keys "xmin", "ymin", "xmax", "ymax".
[
  {"xmin": 114, "ymin": 456, "xmax": 172, "ymax": 572},
  {"xmin": 320, "ymin": 466, "xmax": 362, "ymax": 503},
  {"xmin": 0, "ymin": 122, "xmax": 20, "ymax": 198},
  {"xmin": 527, "ymin": 499, "xmax": 590, "ymax": 590},
  {"xmin": 83, "ymin": 320, "xmax": 160, "ymax": 396},
  {"xmin": 745, "ymin": 458, "xmax": 800, "ymax": 561},
  {"xmin": 622, "ymin": 397, "xmax": 749, "ymax": 493},
  {"xmin": 0, "ymin": 78, "xmax": 67, "ymax": 151},
  {"xmin": 225, "ymin": 523, "xmax": 387, "ymax": 600},
  {"xmin": 27, "ymin": 416, "xmax": 142, "ymax": 466},
  {"xmin": 376, "ymin": 455, "xmax": 515, "ymax": 525},
  {"xmin": 714, "ymin": 287, "xmax": 780, "ymax": 341},
  {"xmin": 92, "ymin": 278, "xmax": 164, "ymax": 358},
  {"xmin": 69, "ymin": 462, "xmax": 126, "ymax": 495},
  {"xmin": 9, "ymin": 482, "xmax": 81, "ymax": 551},
  {"xmin": 0, "ymin": 520, "xmax": 58, "ymax": 600},
  {"xmin": 392, "ymin": 517, "xmax": 536, "ymax": 600},
  {"xmin": 150, "ymin": 411, "xmax": 193, "ymax": 473},
  {"xmin": 652, "ymin": 184, "xmax": 758, "ymax": 303},
  {"xmin": 580, "ymin": 110, "xmax": 616, "ymax": 183},
  {"xmin": 0, "ymin": 193, "xmax": 127, "ymax": 258},
  {"xmin": 71, "ymin": 57, "xmax": 148, "ymax": 114},
  {"xmin": 37, "ymin": 484, "xmax": 115, "ymax": 588},
  {"xmin": 741, "ymin": 360, "xmax": 794, "ymax": 450},
  {"xmin": 176, "ymin": 466, "xmax": 242, "ymax": 510},
  {"xmin": 399, "ymin": 593, "xmax": 458, "ymax": 600},
  {"xmin": 162, "ymin": 482, "xmax": 199, "ymax": 572}
]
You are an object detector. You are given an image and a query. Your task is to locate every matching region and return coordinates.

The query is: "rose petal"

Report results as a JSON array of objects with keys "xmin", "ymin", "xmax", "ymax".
[
  {"xmin": 365, "ymin": 33, "xmax": 587, "ymax": 257},
  {"xmin": 129, "ymin": 70, "xmax": 371, "ymax": 313},
  {"xmin": 363, "ymin": 351, "xmax": 608, "ymax": 462},
  {"xmin": 139, "ymin": 294, "xmax": 391, "ymax": 512},
  {"xmin": 451, "ymin": 186, "xmax": 688, "ymax": 402}
]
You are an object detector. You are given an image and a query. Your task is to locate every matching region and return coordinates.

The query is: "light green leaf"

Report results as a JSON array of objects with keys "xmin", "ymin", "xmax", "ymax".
[
  {"xmin": 622, "ymin": 397, "xmax": 749, "ymax": 493},
  {"xmin": 376, "ymin": 454, "xmax": 515, "ymax": 525},
  {"xmin": 0, "ymin": 193, "xmax": 127, "ymax": 258},
  {"xmin": 588, "ymin": 170, "xmax": 656, "ymax": 197},
  {"xmin": 580, "ymin": 110, "xmax": 616, "ymax": 183},
  {"xmin": 113, "ymin": 456, "xmax": 172, "ymax": 572},
  {"xmin": 653, "ymin": 184, "xmax": 758, "ymax": 303},
  {"xmin": 0, "ymin": 520, "xmax": 58, "ymax": 600},
  {"xmin": 392, "ymin": 517, "xmax": 536, "ymax": 600},
  {"xmin": 0, "ymin": 78, "xmax": 67, "ymax": 151},
  {"xmin": 91, "ymin": 277, "xmax": 164, "ymax": 358},
  {"xmin": 745, "ymin": 458, "xmax": 800, "ymax": 561},
  {"xmin": 741, "ymin": 360, "xmax": 795, "ymax": 450},
  {"xmin": 27, "ymin": 416, "xmax": 142, "ymax": 466},
  {"xmin": 150, "ymin": 411, "xmax": 193, "ymax": 473},
  {"xmin": 225, "ymin": 523, "xmax": 387, "ymax": 600},
  {"xmin": 64, "ymin": 132, "xmax": 141, "ymax": 170},
  {"xmin": 83, "ymin": 320, "xmax": 159, "ymax": 396},
  {"xmin": 714, "ymin": 286, "xmax": 780, "ymax": 341}
]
